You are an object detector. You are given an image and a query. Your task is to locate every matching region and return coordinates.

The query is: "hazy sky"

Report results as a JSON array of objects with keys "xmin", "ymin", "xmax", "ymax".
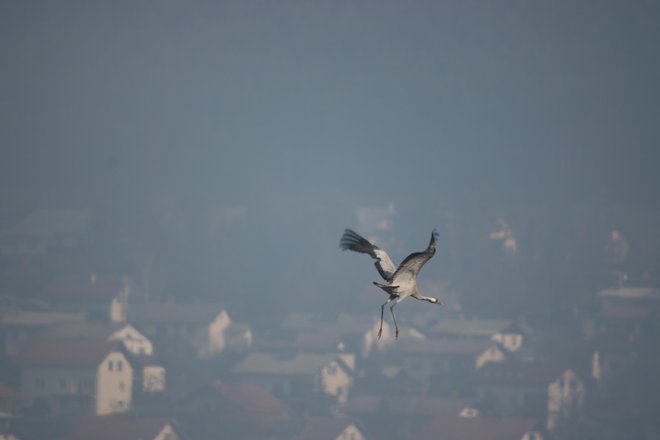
[{"xmin": 2, "ymin": 1, "xmax": 659, "ymax": 313}]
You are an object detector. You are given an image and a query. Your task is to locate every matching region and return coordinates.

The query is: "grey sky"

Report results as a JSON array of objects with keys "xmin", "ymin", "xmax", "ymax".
[{"xmin": 2, "ymin": 1, "xmax": 659, "ymax": 314}]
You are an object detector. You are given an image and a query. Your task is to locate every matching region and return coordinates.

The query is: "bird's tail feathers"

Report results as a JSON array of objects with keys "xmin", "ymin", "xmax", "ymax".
[{"xmin": 340, "ymin": 229, "xmax": 378, "ymax": 256}]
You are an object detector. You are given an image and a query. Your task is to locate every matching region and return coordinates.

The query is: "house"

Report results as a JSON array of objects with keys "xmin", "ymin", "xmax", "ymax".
[
  {"xmin": 416, "ymin": 415, "xmax": 544, "ymax": 440},
  {"xmin": 475, "ymin": 361, "xmax": 586, "ymax": 432},
  {"xmin": 0, "ymin": 311, "xmax": 86, "ymax": 356},
  {"xmin": 345, "ymin": 395, "xmax": 473, "ymax": 440},
  {"xmin": 38, "ymin": 273, "xmax": 131, "ymax": 322},
  {"xmin": 0, "ymin": 209, "xmax": 90, "ymax": 256},
  {"xmin": 278, "ymin": 312, "xmax": 396, "ymax": 358},
  {"xmin": 231, "ymin": 351, "xmax": 354, "ymax": 403},
  {"xmin": 428, "ymin": 317, "xmax": 528, "ymax": 351},
  {"xmin": 69, "ymin": 415, "xmax": 182, "ymax": 440},
  {"xmin": 15, "ymin": 339, "xmax": 133, "ymax": 416},
  {"xmin": 45, "ymin": 322, "xmax": 154, "ymax": 356},
  {"xmin": 129, "ymin": 302, "xmax": 238, "ymax": 359},
  {"xmin": 178, "ymin": 380, "xmax": 293, "ymax": 439},
  {"xmin": 43, "ymin": 321, "xmax": 165, "ymax": 393},
  {"xmin": 296, "ymin": 417, "xmax": 366, "ymax": 440},
  {"xmin": 374, "ymin": 338, "xmax": 508, "ymax": 396}
]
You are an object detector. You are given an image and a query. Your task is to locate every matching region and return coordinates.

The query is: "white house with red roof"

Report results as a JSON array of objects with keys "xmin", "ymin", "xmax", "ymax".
[
  {"xmin": 42, "ymin": 321, "xmax": 165, "ymax": 393},
  {"xmin": 15, "ymin": 339, "xmax": 133, "ymax": 416}
]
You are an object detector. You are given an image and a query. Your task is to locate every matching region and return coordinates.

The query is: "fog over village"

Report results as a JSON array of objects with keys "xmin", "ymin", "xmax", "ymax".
[{"xmin": 1, "ymin": 1, "xmax": 660, "ymax": 439}]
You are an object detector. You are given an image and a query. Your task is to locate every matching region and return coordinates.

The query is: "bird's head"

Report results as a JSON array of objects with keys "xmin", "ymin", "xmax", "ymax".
[{"xmin": 427, "ymin": 228, "xmax": 439, "ymax": 253}]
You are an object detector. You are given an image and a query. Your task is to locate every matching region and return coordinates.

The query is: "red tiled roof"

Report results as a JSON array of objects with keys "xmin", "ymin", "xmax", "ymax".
[
  {"xmin": 346, "ymin": 394, "xmax": 472, "ymax": 416},
  {"xmin": 69, "ymin": 415, "xmax": 173, "ymax": 440},
  {"xmin": 210, "ymin": 381, "xmax": 292, "ymax": 417},
  {"xmin": 15, "ymin": 339, "xmax": 122, "ymax": 367},
  {"xmin": 416, "ymin": 415, "xmax": 540, "ymax": 440},
  {"xmin": 40, "ymin": 274, "xmax": 126, "ymax": 302},
  {"xmin": 476, "ymin": 361, "xmax": 566, "ymax": 387},
  {"xmin": 297, "ymin": 417, "xmax": 358, "ymax": 440}
]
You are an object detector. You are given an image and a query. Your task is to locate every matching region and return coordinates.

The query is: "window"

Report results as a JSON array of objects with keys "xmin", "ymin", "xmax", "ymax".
[
  {"xmin": 108, "ymin": 360, "xmax": 114, "ymax": 371},
  {"xmin": 119, "ymin": 381, "xmax": 125, "ymax": 391},
  {"xmin": 117, "ymin": 360, "xmax": 123, "ymax": 372}
]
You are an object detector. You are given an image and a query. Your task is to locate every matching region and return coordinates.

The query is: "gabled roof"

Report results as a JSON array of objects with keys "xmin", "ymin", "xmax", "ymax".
[
  {"xmin": 69, "ymin": 415, "xmax": 177, "ymax": 440},
  {"xmin": 416, "ymin": 415, "xmax": 541, "ymax": 440},
  {"xmin": 476, "ymin": 361, "xmax": 568, "ymax": 387},
  {"xmin": 388, "ymin": 339, "xmax": 493, "ymax": 356},
  {"xmin": 429, "ymin": 319, "xmax": 512, "ymax": 337},
  {"xmin": 129, "ymin": 302, "xmax": 227, "ymax": 323},
  {"xmin": 40, "ymin": 321, "xmax": 124, "ymax": 340},
  {"xmin": 40, "ymin": 274, "xmax": 127, "ymax": 303},
  {"xmin": 297, "ymin": 417, "xmax": 361, "ymax": 440},
  {"xmin": 232, "ymin": 352, "xmax": 345, "ymax": 376},
  {"xmin": 15, "ymin": 339, "xmax": 123, "ymax": 367},
  {"xmin": 346, "ymin": 394, "xmax": 472, "ymax": 416},
  {"xmin": 209, "ymin": 381, "xmax": 292, "ymax": 417}
]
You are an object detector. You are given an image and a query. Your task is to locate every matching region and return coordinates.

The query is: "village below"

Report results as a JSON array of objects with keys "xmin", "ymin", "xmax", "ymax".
[{"xmin": 0, "ymin": 207, "xmax": 658, "ymax": 440}]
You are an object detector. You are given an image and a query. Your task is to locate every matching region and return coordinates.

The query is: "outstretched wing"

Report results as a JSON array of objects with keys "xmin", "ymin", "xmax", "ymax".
[
  {"xmin": 391, "ymin": 229, "xmax": 438, "ymax": 284},
  {"xmin": 340, "ymin": 229, "xmax": 396, "ymax": 281}
]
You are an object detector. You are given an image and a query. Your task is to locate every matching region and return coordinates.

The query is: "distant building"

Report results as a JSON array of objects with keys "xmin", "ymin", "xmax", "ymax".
[
  {"xmin": 178, "ymin": 380, "xmax": 293, "ymax": 439},
  {"xmin": 44, "ymin": 321, "xmax": 165, "ymax": 393},
  {"xmin": 374, "ymin": 338, "xmax": 508, "ymax": 396},
  {"xmin": 38, "ymin": 273, "xmax": 131, "ymax": 322},
  {"xmin": 296, "ymin": 417, "xmax": 366, "ymax": 440},
  {"xmin": 0, "ymin": 209, "xmax": 90, "ymax": 257},
  {"xmin": 428, "ymin": 317, "xmax": 528, "ymax": 352},
  {"xmin": 69, "ymin": 415, "xmax": 182, "ymax": 440},
  {"xmin": 15, "ymin": 339, "xmax": 133, "ymax": 416},
  {"xmin": 416, "ymin": 415, "xmax": 544, "ymax": 440},
  {"xmin": 475, "ymin": 361, "xmax": 586, "ymax": 432},
  {"xmin": 0, "ymin": 311, "xmax": 86, "ymax": 356},
  {"xmin": 129, "ymin": 302, "xmax": 243, "ymax": 359},
  {"xmin": 231, "ymin": 351, "xmax": 354, "ymax": 404}
]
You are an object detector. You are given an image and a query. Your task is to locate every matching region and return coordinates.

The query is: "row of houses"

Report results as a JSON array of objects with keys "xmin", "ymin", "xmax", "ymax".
[{"xmin": 1, "ymin": 266, "xmax": 659, "ymax": 439}]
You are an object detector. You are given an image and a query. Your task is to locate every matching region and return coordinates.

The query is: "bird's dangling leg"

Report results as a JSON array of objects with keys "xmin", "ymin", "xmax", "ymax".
[
  {"xmin": 390, "ymin": 302, "xmax": 399, "ymax": 339},
  {"xmin": 378, "ymin": 297, "xmax": 393, "ymax": 339}
]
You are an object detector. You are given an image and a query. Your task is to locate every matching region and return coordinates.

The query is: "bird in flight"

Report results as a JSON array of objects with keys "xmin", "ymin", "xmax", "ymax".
[{"xmin": 340, "ymin": 228, "xmax": 442, "ymax": 339}]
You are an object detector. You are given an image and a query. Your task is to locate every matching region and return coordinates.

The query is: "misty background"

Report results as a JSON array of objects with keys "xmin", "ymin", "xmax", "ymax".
[{"xmin": 2, "ymin": 0, "xmax": 659, "ymax": 321}]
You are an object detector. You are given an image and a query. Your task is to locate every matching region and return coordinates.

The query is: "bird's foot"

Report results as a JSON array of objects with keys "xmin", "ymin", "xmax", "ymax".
[
  {"xmin": 395, "ymin": 329, "xmax": 399, "ymax": 340},
  {"xmin": 377, "ymin": 328, "xmax": 382, "ymax": 340}
]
